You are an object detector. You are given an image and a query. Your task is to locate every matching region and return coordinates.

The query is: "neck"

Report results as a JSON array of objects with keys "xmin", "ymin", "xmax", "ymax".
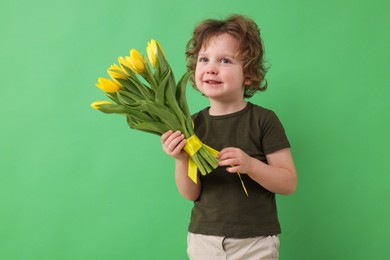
[{"xmin": 208, "ymin": 99, "xmax": 247, "ymax": 116}]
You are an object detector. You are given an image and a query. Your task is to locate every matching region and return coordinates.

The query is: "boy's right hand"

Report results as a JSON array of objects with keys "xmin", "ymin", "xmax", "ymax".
[{"xmin": 161, "ymin": 130, "xmax": 188, "ymax": 160}]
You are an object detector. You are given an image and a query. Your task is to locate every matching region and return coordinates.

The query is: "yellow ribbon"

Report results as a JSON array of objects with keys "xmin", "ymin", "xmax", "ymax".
[
  {"xmin": 184, "ymin": 134, "xmax": 248, "ymax": 196},
  {"xmin": 183, "ymin": 135, "xmax": 203, "ymax": 158}
]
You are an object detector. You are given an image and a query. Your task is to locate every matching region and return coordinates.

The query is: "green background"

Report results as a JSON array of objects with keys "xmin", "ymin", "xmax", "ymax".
[{"xmin": 1, "ymin": 0, "xmax": 389, "ymax": 259}]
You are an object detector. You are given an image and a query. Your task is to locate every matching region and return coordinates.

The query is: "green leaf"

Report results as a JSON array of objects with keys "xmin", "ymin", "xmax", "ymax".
[
  {"xmin": 161, "ymin": 71, "xmax": 189, "ymax": 136},
  {"xmin": 117, "ymin": 77, "xmax": 154, "ymax": 101},
  {"xmin": 120, "ymin": 64, "xmax": 134, "ymax": 76},
  {"xmin": 143, "ymin": 64, "xmax": 158, "ymax": 91},
  {"xmin": 176, "ymin": 71, "xmax": 192, "ymax": 117},
  {"xmin": 130, "ymin": 100, "xmax": 182, "ymax": 131},
  {"xmin": 106, "ymin": 92, "xmax": 120, "ymax": 104},
  {"xmin": 116, "ymin": 78, "xmax": 142, "ymax": 97},
  {"xmin": 116, "ymin": 90, "xmax": 142, "ymax": 105},
  {"xmin": 124, "ymin": 106, "xmax": 156, "ymax": 123},
  {"xmin": 155, "ymin": 45, "xmax": 169, "ymax": 78},
  {"xmin": 128, "ymin": 77, "xmax": 154, "ymax": 100},
  {"xmin": 155, "ymin": 68, "xmax": 172, "ymax": 106},
  {"xmin": 175, "ymin": 71, "xmax": 193, "ymax": 132},
  {"xmin": 95, "ymin": 103, "xmax": 130, "ymax": 114},
  {"xmin": 127, "ymin": 117, "xmax": 169, "ymax": 136}
]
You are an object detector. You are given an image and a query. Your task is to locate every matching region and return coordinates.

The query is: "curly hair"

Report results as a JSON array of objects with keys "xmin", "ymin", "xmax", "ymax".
[{"xmin": 185, "ymin": 14, "xmax": 268, "ymax": 98}]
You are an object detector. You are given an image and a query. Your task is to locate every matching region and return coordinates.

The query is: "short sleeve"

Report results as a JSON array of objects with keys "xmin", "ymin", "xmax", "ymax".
[{"xmin": 261, "ymin": 111, "xmax": 291, "ymax": 154}]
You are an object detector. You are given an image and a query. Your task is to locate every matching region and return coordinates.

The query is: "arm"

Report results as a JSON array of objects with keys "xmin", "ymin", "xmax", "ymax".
[
  {"xmin": 161, "ymin": 130, "xmax": 201, "ymax": 201},
  {"xmin": 217, "ymin": 147, "xmax": 297, "ymax": 195}
]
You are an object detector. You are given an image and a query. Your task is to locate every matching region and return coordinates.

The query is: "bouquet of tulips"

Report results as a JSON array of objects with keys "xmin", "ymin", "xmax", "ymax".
[{"xmin": 90, "ymin": 40, "xmax": 219, "ymax": 183}]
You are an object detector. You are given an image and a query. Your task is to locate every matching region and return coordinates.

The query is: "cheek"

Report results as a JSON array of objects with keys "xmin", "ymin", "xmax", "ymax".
[
  {"xmin": 194, "ymin": 68, "xmax": 202, "ymax": 85},
  {"xmin": 221, "ymin": 70, "xmax": 239, "ymax": 83}
]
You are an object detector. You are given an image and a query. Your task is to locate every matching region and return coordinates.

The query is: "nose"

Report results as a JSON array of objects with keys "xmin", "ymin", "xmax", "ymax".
[{"xmin": 206, "ymin": 63, "xmax": 218, "ymax": 75}]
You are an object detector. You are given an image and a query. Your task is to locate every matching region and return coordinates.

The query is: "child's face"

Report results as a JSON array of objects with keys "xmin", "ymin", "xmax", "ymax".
[{"xmin": 195, "ymin": 33, "xmax": 251, "ymax": 102}]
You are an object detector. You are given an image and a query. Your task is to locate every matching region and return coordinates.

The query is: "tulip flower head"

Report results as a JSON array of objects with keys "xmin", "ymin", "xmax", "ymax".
[
  {"xmin": 90, "ymin": 101, "xmax": 113, "ymax": 110},
  {"xmin": 128, "ymin": 49, "xmax": 146, "ymax": 74},
  {"xmin": 107, "ymin": 64, "xmax": 126, "ymax": 85},
  {"xmin": 95, "ymin": 77, "xmax": 121, "ymax": 93},
  {"xmin": 147, "ymin": 39, "xmax": 165, "ymax": 68},
  {"xmin": 146, "ymin": 40, "xmax": 158, "ymax": 68}
]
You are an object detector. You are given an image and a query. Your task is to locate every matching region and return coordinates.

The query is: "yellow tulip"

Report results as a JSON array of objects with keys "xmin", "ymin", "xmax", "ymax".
[
  {"xmin": 107, "ymin": 64, "xmax": 126, "ymax": 84},
  {"xmin": 146, "ymin": 40, "xmax": 158, "ymax": 67},
  {"xmin": 95, "ymin": 77, "xmax": 121, "ymax": 92},
  {"xmin": 128, "ymin": 49, "xmax": 146, "ymax": 74},
  {"xmin": 90, "ymin": 101, "xmax": 113, "ymax": 110},
  {"xmin": 118, "ymin": 56, "xmax": 132, "ymax": 73}
]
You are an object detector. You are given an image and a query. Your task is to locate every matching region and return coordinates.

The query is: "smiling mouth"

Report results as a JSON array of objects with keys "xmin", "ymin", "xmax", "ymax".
[{"xmin": 205, "ymin": 80, "xmax": 222, "ymax": 84}]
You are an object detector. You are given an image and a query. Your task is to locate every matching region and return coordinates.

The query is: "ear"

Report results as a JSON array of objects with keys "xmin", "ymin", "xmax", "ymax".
[{"xmin": 244, "ymin": 78, "xmax": 252, "ymax": 86}]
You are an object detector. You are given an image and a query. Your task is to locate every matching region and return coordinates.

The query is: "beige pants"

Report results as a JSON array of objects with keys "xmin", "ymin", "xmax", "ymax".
[{"xmin": 187, "ymin": 232, "xmax": 279, "ymax": 260}]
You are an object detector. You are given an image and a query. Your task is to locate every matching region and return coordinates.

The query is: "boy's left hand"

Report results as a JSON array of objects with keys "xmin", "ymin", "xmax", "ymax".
[{"xmin": 217, "ymin": 147, "xmax": 255, "ymax": 174}]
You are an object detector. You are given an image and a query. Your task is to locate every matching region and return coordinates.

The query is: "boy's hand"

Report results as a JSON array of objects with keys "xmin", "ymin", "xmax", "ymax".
[
  {"xmin": 217, "ymin": 147, "xmax": 255, "ymax": 174},
  {"xmin": 161, "ymin": 130, "xmax": 188, "ymax": 160}
]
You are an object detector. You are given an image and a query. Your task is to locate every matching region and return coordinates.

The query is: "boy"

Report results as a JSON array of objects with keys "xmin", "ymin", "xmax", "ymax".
[{"xmin": 161, "ymin": 14, "xmax": 297, "ymax": 259}]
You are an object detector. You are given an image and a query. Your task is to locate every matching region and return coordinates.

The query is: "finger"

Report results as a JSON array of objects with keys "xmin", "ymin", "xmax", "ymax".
[
  {"xmin": 172, "ymin": 139, "xmax": 186, "ymax": 154},
  {"xmin": 217, "ymin": 147, "xmax": 238, "ymax": 158},
  {"xmin": 226, "ymin": 165, "xmax": 240, "ymax": 173},
  {"xmin": 161, "ymin": 130, "xmax": 173, "ymax": 143},
  {"xmin": 167, "ymin": 134, "xmax": 185, "ymax": 153},
  {"xmin": 163, "ymin": 130, "xmax": 182, "ymax": 145},
  {"xmin": 219, "ymin": 158, "xmax": 239, "ymax": 167},
  {"xmin": 218, "ymin": 151, "xmax": 236, "ymax": 161},
  {"xmin": 219, "ymin": 147, "xmax": 236, "ymax": 154}
]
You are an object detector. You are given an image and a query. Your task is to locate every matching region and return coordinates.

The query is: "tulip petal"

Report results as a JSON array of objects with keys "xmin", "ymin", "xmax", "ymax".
[
  {"xmin": 90, "ymin": 101, "xmax": 113, "ymax": 110},
  {"xmin": 129, "ymin": 49, "xmax": 146, "ymax": 74},
  {"xmin": 146, "ymin": 40, "xmax": 158, "ymax": 68},
  {"xmin": 95, "ymin": 77, "xmax": 121, "ymax": 93},
  {"xmin": 107, "ymin": 64, "xmax": 126, "ymax": 85}
]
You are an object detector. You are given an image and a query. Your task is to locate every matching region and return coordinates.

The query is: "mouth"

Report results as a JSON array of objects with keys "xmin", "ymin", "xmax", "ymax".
[{"xmin": 204, "ymin": 80, "xmax": 222, "ymax": 84}]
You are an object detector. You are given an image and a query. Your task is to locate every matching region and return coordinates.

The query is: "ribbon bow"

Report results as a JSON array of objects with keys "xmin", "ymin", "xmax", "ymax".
[{"xmin": 184, "ymin": 134, "xmax": 248, "ymax": 196}]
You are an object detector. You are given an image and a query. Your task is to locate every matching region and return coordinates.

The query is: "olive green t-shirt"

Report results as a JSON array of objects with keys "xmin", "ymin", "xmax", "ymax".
[{"xmin": 188, "ymin": 102, "xmax": 290, "ymax": 238}]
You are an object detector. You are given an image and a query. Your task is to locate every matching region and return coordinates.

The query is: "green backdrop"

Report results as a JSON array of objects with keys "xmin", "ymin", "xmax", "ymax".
[{"xmin": 1, "ymin": 0, "xmax": 389, "ymax": 259}]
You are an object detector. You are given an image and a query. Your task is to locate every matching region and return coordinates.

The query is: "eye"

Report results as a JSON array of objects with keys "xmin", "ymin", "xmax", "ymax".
[
  {"xmin": 220, "ymin": 58, "xmax": 231, "ymax": 64},
  {"xmin": 198, "ymin": 57, "xmax": 208, "ymax": 62}
]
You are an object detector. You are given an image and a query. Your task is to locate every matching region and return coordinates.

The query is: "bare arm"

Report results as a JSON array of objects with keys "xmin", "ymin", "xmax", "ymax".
[
  {"xmin": 161, "ymin": 130, "xmax": 201, "ymax": 201},
  {"xmin": 217, "ymin": 147, "xmax": 297, "ymax": 195}
]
